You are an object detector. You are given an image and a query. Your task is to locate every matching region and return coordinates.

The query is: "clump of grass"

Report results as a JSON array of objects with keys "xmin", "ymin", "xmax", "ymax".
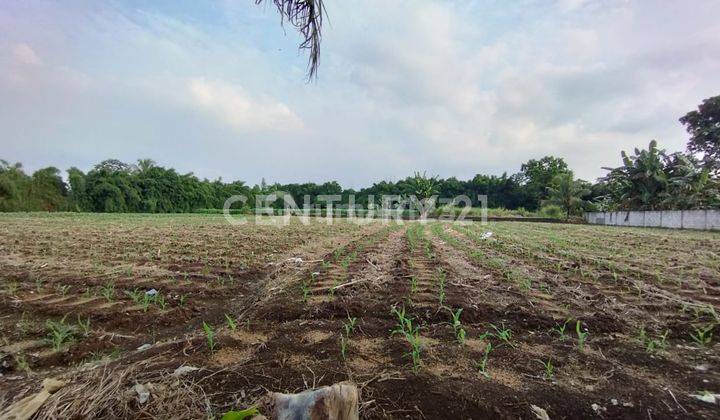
[{"xmin": 202, "ymin": 321, "xmax": 216, "ymax": 353}]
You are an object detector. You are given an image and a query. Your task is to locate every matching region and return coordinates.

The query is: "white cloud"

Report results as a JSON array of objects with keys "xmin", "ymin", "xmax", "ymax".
[
  {"xmin": 187, "ymin": 78, "xmax": 303, "ymax": 133},
  {"xmin": 11, "ymin": 43, "xmax": 41, "ymax": 66}
]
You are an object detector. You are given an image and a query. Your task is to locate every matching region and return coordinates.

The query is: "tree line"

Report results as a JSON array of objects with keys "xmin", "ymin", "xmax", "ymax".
[{"xmin": 2, "ymin": 96, "xmax": 718, "ymax": 216}]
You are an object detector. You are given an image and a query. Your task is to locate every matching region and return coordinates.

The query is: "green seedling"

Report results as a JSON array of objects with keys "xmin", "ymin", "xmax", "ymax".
[
  {"xmin": 155, "ymin": 294, "xmax": 167, "ymax": 310},
  {"xmin": 100, "ymin": 282, "xmax": 115, "ymax": 302},
  {"xmin": 690, "ymin": 324, "xmax": 714, "ymax": 348},
  {"xmin": 476, "ymin": 343, "xmax": 492, "ymax": 378},
  {"xmin": 576, "ymin": 320, "xmax": 589, "ymax": 350},
  {"xmin": 490, "ymin": 324, "xmax": 515, "ymax": 348},
  {"xmin": 77, "ymin": 316, "xmax": 91, "ymax": 337},
  {"xmin": 202, "ymin": 321, "xmax": 216, "ymax": 353},
  {"xmin": 46, "ymin": 316, "xmax": 74, "ymax": 351},
  {"xmin": 125, "ymin": 288, "xmax": 143, "ymax": 304},
  {"xmin": 537, "ymin": 358, "xmax": 554, "ymax": 379},
  {"xmin": 225, "ymin": 314, "xmax": 237, "ymax": 331},
  {"xmin": 344, "ymin": 314, "xmax": 357, "ymax": 337},
  {"xmin": 553, "ymin": 319, "xmax": 570, "ymax": 340},
  {"xmin": 340, "ymin": 334, "xmax": 348, "ymax": 360},
  {"xmin": 448, "ymin": 307, "xmax": 466, "ymax": 344},
  {"xmin": 409, "ymin": 276, "xmax": 419, "ymax": 294}
]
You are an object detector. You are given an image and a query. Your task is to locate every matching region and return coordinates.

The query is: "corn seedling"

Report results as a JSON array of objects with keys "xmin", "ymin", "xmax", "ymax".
[
  {"xmin": 448, "ymin": 307, "xmax": 466, "ymax": 344},
  {"xmin": 344, "ymin": 314, "xmax": 357, "ymax": 336},
  {"xmin": 14, "ymin": 354, "xmax": 31, "ymax": 374},
  {"xmin": 576, "ymin": 320, "xmax": 589, "ymax": 350},
  {"xmin": 436, "ymin": 268, "xmax": 446, "ymax": 306},
  {"xmin": 340, "ymin": 334, "xmax": 348, "ymax": 360},
  {"xmin": 77, "ymin": 316, "xmax": 91, "ymax": 337},
  {"xmin": 46, "ymin": 316, "xmax": 74, "ymax": 351},
  {"xmin": 490, "ymin": 324, "xmax": 515, "ymax": 348},
  {"xmin": 6, "ymin": 282, "xmax": 19, "ymax": 295},
  {"xmin": 179, "ymin": 294, "xmax": 187, "ymax": 307},
  {"xmin": 155, "ymin": 294, "xmax": 167, "ymax": 310},
  {"xmin": 553, "ymin": 319, "xmax": 570, "ymax": 340},
  {"xmin": 391, "ymin": 306, "xmax": 423, "ymax": 372},
  {"xmin": 225, "ymin": 314, "xmax": 237, "ymax": 331},
  {"xmin": 56, "ymin": 284, "xmax": 70, "ymax": 295},
  {"xmin": 409, "ymin": 276, "xmax": 419, "ymax": 294},
  {"xmin": 690, "ymin": 324, "xmax": 714, "ymax": 348},
  {"xmin": 476, "ymin": 343, "xmax": 492, "ymax": 378},
  {"xmin": 202, "ymin": 321, "xmax": 216, "ymax": 353},
  {"xmin": 537, "ymin": 358, "xmax": 554, "ymax": 379},
  {"xmin": 300, "ymin": 279, "xmax": 311, "ymax": 302},
  {"xmin": 125, "ymin": 288, "xmax": 143, "ymax": 304},
  {"xmin": 100, "ymin": 282, "xmax": 115, "ymax": 302}
]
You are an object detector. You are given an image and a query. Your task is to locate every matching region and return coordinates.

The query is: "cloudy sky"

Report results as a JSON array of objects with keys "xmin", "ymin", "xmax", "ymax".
[{"xmin": 1, "ymin": 0, "xmax": 719, "ymax": 188}]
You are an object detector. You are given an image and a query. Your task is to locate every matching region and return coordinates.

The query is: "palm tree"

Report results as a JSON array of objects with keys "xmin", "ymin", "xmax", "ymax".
[
  {"xmin": 545, "ymin": 173, "xmax": 590, "ymax": 218},
  {"xmin": 137, "ymin": 159, "xmax": 156, "ymax": 173},
  {"xmin": 602, "ymin": 140, "xmax": 668, "ymax": 210},
  {"xmin": 258, "ymin": 0, "xmax": 325, "ymax": 79}
]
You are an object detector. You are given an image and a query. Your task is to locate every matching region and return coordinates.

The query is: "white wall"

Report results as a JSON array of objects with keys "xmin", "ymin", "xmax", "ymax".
[{"xmin": 584, "ymin": 210, "xmax": 720, "ymax": 231}]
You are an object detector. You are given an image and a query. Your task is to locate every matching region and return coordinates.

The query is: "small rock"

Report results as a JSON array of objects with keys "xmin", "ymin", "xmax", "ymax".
[
  {"xmin": 481, "ymin": 231, "xmax": 493, "ymax": 239},
  {"xmin": 610, "ymin": 399, "xmax": 618, "ymax": 406},
  {"xmin": 136, "ymin": 344, "xmax": 152, "ymax": 351},
  {"xmin": 145, "ymin": 289, "xmax": 158, "ymax": 296},
  {"xmin": 695, "ymin": 364, "xmax": 709, "ymax": 372},
  {"xmin": 591, "ymin": 403, "xmax": 606, "ymax": 415}
]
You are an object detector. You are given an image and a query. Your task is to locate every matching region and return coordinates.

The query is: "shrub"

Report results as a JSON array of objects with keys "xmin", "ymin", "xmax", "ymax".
[{"xmin": 539, "ymin": 204, "xmax": 564, "ymax": 219}]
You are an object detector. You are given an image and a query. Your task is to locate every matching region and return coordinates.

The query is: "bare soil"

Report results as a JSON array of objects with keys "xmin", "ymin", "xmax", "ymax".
[{"xmin": 1, "ymin": 213, "xmax": 719, "ymax": 419}]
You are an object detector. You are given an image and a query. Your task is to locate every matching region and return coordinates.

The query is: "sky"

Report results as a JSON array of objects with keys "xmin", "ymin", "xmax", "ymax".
[{"xmin": 1, "ymin": 0, "xmax": 719, "ymax": 188}]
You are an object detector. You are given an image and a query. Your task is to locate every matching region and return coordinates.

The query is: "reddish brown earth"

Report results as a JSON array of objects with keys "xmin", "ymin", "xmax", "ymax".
[{"xmin": 1, "ymin": 213, "xmax": 719, "ymax": 419}]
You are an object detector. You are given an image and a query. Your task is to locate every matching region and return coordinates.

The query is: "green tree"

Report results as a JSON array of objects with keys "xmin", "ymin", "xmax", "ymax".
[
  {"xmin": 680, "ymin": 95, "xmax": 720, "ymax": 176},
  {"xmin": 519, "ymin": 156, "xmax": 572, "ymax": 209},
  {"xmin": 544, "ymin": 173, "xmax": 590, "ymax": 218}
]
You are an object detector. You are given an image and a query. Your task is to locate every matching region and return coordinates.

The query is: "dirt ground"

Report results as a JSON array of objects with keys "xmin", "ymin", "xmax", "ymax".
[{"xmin": 1, "ymin": 213, "xmax": 719, "ymax": 419}]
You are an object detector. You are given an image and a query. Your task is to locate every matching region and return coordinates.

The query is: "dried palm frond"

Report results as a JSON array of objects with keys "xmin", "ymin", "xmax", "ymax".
[{"xmin": 257, "ymin": 0, "xmax": 326, "ymax": 80}]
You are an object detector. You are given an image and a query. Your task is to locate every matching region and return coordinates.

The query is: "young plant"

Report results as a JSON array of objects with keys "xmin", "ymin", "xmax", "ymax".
[
  {"xmin": 124, "ymin": 288, "xmax": 143, "ymax": 304},
  {"xmin": 537, "ymin": 358, "xmax": 554, "ymax": 379},
  {"xmin": 391, "ymin": 306, "xmax": 422, "ymax": 372},
  {"xmin": 690, "ymin": 324, "xmax": 714, "ymax": 348},
  {"xmin": 300, "ymin": 279, "xmax": 311, "ymax": 302},
  {"xmin": 436, "ymin": 267, "xmax": 446, "ymax": 307},
  {"xmin": 476, "ymin": 342, "xmax": 492, "ymax": 378},
  {"xmin": 100, "ymin": 282, "xmax": 115, "ymax": 302},
  {"xmin": 46, "ymin": 316, "xmax": 74, "ymax": 351},
  {"xmin": 409, "ymin": 276, "xmax": 419, "ymax": 294},
  {"xmin": 490, "ymin": 323, "xmax": 515, "ymax": 348},
  {"xmin": 225, "ymin": 314, "xmax": 237, "ymax": 331},
  {"xmin": 576, "ymin": 320, "xmax": 589, "ymax": 350},
  {"xmin": 155, "ymin": 294, "xmax": 167, "ymax": 310},
  {"xmin": 178, "ymin": 294, "xmax": 187, "ymax": 307},
  {"xmin": 340, "ymin": 333, "xmax": 348, "ymax": 360},
  {"xmin": 343, "ymin": 314, "xmax": 357, "ymax": 337},
  {"xmin": 76, "ymin": 316, "xmax": 91, "ymax": 337},
  {"xmin": 553, "ymin": 319, "xmax": 570, "ymax": 340},
  {"xmin": 448, "ymin": 308, "xmax": 466, "ymax": 344},
  {"xmin": 202, "ymin": 321, "xmax": 216, "ymax": 353}
]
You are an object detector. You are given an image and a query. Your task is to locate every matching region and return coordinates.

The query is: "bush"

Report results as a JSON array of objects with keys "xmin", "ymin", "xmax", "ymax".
[{"xmin": 539, "ymin": 204, "xmax": 564, "ymax": 219}]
